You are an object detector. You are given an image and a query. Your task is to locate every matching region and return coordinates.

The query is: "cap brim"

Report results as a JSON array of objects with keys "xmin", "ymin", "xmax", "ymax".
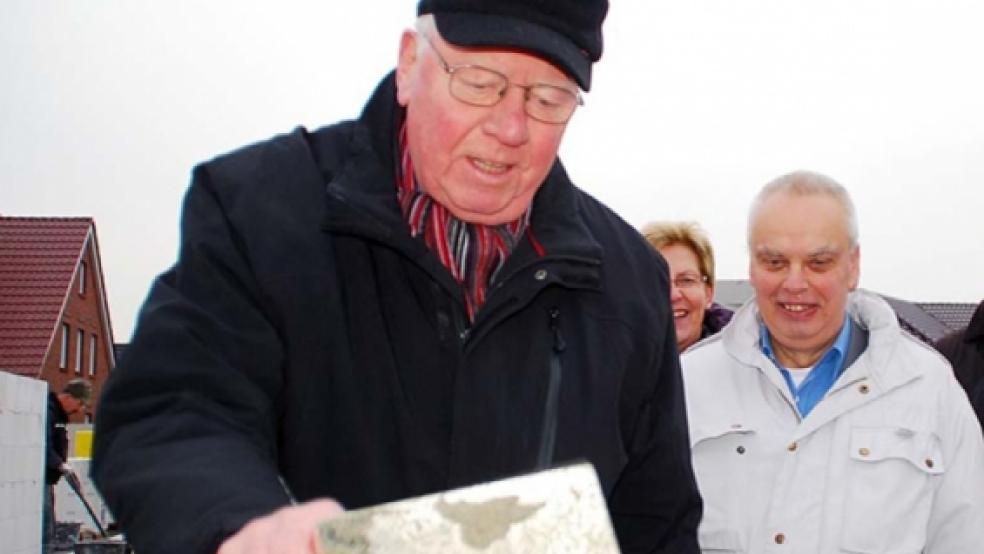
[{"xmin": 433, "ymin": 12, "xmax": 592, "ymax": 91}]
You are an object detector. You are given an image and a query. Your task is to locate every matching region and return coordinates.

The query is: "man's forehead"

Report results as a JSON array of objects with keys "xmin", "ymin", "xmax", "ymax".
[
  {"xmin": 751, "ymin": 193, "xmax": 851, "ymax": 238},
  {"xmin": 753, "ymin": 243, "xmax": 845, "ymax": 258}
]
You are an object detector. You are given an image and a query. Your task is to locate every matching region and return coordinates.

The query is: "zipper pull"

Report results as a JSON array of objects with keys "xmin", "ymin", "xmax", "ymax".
[{"xmin": 548, "ymin": 308, "xmax": 566, "ymax": 353}]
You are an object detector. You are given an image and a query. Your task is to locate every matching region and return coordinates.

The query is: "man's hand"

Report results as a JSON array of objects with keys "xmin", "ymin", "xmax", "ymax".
[
  {"xmin": 217, "ymin": 499, "xmax": 345, "ymax": 554},
  {"xmin": 60, "ymin": 462, "xmax": 82, "ymax": 491}
]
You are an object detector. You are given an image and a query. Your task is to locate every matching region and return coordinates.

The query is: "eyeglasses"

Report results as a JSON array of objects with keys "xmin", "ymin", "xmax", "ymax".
[
  {"xmin": 420, "ymin": 34, "xmax": 584, "ymax": 124},
  {"xmin": 672, "ymin": 272, "xmax": 708, "ymax": 289}
]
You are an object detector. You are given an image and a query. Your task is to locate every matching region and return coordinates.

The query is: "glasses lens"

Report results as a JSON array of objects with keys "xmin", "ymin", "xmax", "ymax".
[
  {"xmin": 527, "ymin": 85, "xmax": 579, "ymax": 123},
  {"xmin": 675, "ymin": 273, "xmax": 704, "ymax": 289},
  {"xmin": 450, "ymin": 67, "xmax": 506, "ymax": 106}
]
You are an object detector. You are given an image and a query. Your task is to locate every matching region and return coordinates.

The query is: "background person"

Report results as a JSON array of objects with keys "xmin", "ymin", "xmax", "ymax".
[
  {"xmin": 935, "ymin": 299, "xmax": 984, "ymax": 428},
  {"xmin": 44, "ymin": 378, "xmax": 91, "ymax": 553},
  {"xmin": 92, "ymin": 2, "xmax": 702, "ymax": 553},
  {"xmin": 682, "ymin": 170, "xmax": 984, "ymax": 552},
  {"xmin": 641, "ymin": 221, "xmax": 733, "ymax": 352}
]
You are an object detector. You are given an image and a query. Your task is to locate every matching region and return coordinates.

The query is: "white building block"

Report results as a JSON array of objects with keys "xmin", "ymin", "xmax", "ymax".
[{"xmin": 0, "ymin": 372, "xmax": 46, "ymax": 554}]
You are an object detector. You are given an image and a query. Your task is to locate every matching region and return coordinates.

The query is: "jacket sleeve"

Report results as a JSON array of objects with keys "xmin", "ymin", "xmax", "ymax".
[
  {"xmin": 92, "ymin": 162, "xmax": 294, "ymax": 554},
  {"xmin": 608, "ymin": 304, "xmax": 703, "ymax": 553},
  {"xmin": 924, "ymin": 374, "xmax": 984, "ymax": 552},
  {"xmin": 45, "ymin": 396, "xmax": 66, "ymax": 477}
]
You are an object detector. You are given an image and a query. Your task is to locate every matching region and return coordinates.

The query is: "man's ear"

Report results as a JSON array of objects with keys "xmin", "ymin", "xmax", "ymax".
[
  {"xmin": 849, "ymin": 244, "xmax": 861, "ymax": 290},
  {"xmin": 396, "ymin": 30, "xmax": 418, "ymax": 107}
]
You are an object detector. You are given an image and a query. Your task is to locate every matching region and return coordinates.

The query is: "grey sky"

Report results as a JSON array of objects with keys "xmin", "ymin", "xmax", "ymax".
[{"xmin": 3, "ymin": 1, "xmax": 982, "ymax": 342}]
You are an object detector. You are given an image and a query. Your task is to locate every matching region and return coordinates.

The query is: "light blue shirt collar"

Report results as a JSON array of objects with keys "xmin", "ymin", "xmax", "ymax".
[{"xmin": 759, "ymin": 313, "xmax": 852, "ymax": 417}]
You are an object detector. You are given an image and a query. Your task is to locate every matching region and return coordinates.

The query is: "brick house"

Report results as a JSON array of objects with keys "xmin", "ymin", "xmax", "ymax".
[{"xmin": 0, "ymin": 216, "xmax": 116, "ymax": 422}]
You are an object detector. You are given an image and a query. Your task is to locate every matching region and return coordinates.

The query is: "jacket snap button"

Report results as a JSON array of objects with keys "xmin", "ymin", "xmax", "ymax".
[
  {"xmin": 534, "ymin": 269, "xmax": 548, "ymax": 281},
  {"xmin": 787, "ymin": 442, "xmax": 797, "ymax": 452},
  {"xmin": 859, "ymin": 383, "xmax": 870, "ymax": 394},
  {"xmin": 925, "ymin": 458, "xmax": 934, "ymax": 468},
  {"xmin": 859, "ymin": 447, "xmax": 870, "ymax": 457},
  {"xmin": 774, "ymin": 533, "xmax": 786, "ymax": 544},
  {"xmin": 736, "ymin": 446, "xmax": 745, "ymax": 454}
]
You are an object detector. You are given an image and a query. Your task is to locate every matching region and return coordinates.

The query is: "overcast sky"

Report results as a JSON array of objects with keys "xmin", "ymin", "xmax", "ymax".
[{"xmin": 3, "ymin": 1, "xmax": 983, "ymax": 342}]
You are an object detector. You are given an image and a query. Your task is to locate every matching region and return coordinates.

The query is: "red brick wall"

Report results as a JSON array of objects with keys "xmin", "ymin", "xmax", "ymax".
[{"xmin": 41, "ymin": 242, "xmax": 113, "ymax": 423}]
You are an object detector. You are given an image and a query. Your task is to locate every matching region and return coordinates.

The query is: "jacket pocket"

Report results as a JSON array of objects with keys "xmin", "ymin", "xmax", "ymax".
[
  {"xmin": 840, "ymin": 426, "xmax": 944, "ymax": 553},
  {"xmin": 691, "ymin": 423, "xmax": 754, "ymax": 553}
]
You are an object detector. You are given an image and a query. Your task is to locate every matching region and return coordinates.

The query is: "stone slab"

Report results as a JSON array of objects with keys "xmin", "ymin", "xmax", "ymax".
[{"xmin": 318, "ymin": 462, "xmax": 621, "ymax": 553}]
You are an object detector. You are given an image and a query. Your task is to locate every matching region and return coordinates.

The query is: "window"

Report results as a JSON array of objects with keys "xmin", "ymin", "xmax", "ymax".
[
  {"xmin": 79, "ymin": 261, "xmax": 87, "ymax": 296},
  {"xmin": 89, "ymin": 334, "xmax": 98, "ymax": 376},
  {"xmin": 75, "ymin": 329, "xmax": 84, "ymax": 374},
  {"xmin": 60, "ymin": 323, "xmax": 69, "ymax": 370}
]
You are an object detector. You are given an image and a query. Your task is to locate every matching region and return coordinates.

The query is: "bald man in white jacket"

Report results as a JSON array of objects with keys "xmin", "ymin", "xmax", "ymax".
[{"xmin": 681, "ymin": 171, "xmax": 984, "ymax": 553}]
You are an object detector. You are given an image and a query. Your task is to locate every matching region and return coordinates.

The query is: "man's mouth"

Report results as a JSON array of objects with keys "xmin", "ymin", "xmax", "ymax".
[
  {"xmin": 780, "ymin": 303, "xmax": 812, "ymax": 313},
  {"xmin": 470, "ymin": 157, "xmax": 510, "ymax": 174}
]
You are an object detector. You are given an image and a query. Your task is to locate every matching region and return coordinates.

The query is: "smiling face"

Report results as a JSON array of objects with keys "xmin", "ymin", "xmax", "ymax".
[
  {"xmin": 660, "ymin": 243, "xmax": 713, "ymax": 352},
  {"xmin": 395, "ymin": 29, "xmax": 572, "ymax": 225},
  {"xmin": 749, "ymin": 191, "xmax": 860, "ymax": 367}
]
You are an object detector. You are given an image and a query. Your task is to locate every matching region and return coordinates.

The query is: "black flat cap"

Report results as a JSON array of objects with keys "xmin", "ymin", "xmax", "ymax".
[{"xmin": 417, "ymin": 0, "xmax": 608, "ymax": 91}]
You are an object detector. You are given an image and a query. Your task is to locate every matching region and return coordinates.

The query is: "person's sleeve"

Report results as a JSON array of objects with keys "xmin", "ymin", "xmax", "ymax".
[
  {"xmin": 92, "ymin": 163, "xmax": 294, "ymax": 554},
  {"xmin": 45, "ymin": 400, "xmax": 65, "ymax": 474},
  {"xmin": 608, "ymin": 314, "xmax": 703, "ymax": 553},
  {"xmin": 924, "ymin": 373, "xmax": 984, "ymax": 552}
]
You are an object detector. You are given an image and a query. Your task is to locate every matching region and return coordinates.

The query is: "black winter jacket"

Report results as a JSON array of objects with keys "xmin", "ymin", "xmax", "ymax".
[
  {"xmin": 45, "ymin": 392, "xmax": 69, "ymax": 485},
  {"xmin": 936, "ymin": 301, "xmax": 984, "ymax": 428},
  {"xmin": 93, "ymin": 74, "xmax": 701, "ymax": 554}
]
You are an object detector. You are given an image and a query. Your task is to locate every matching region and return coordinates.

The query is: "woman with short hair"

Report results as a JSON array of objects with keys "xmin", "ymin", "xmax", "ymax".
[{"xmin": 642, "ymin": 221, "xmax": 733, "ymax": 352}]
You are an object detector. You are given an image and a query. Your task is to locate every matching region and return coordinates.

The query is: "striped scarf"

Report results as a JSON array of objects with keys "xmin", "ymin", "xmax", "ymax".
[{"xmin": 396, "ymin": 123, "xmax": 530, "ymax": 322}]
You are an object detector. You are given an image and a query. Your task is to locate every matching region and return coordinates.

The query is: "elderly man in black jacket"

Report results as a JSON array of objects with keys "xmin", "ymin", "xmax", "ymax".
[{"xmin": 92, "ymin": 2, "xmax": 702, "ymax": 553}]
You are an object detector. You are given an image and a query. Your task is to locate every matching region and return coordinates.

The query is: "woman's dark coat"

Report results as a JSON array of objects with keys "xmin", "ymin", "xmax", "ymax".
[
  {"xmin": 936, "ymin": 301, "xmax": 984, "ymax": 428},
  {"xmin": 92, "ymin": 74, "xmax": 702, "ymax": 554}
]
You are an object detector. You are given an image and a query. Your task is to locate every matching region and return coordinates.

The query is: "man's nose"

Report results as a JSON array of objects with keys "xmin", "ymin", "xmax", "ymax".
[
  {"xmin": 782, "ymin": 265, "xmax": 809, "ymax": 292},
  {"xmin": 482, "ymin": 87, "xmax": 531, "ymax": 146}
]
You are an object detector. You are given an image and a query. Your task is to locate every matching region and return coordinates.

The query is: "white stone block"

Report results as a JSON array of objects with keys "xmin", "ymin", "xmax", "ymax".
[
  {"xmin": 23, "ymin": 481, "xmax": 39, "ymax": 509},
  {"xmin": 0, "ymin": 378, "xmax": 11, "ymax": 411},
  {"xmin": 23, "ymin": 512, "xmax": 42, "ymax": 554},
  {"xmin": 0, "ymin": 373, "xmax": 45, "ymax": 554},
  {"xmin": 0, "ymin": 484, "xmax": 9, "ymax": 520},
  {"xmin": 0, "ymin": 374, "xmax": 8, "ymax": 406},
  {"xmin": 0, "ymin": 519, "xmax": 11, "ymax": 550},
  {"xmin": 31, "ymin": 413, "xmax": 43, "ymax": 444},
  {"xmin": 12, "ymin": 378, "xmax": 25, "ymax": 413},
  {"xmin": 0, "ymin": 414, "xmax": 10, "ymax": 447},
  {"xmin": 13, "ymin": 446, "xmax": 26, "ymax": 481}
]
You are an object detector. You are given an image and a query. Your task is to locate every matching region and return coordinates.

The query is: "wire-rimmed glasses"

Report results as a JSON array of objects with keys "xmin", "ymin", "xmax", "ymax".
[{"xmin": 420, "ymin": 34, "xmax": 584, "ymax": 124}]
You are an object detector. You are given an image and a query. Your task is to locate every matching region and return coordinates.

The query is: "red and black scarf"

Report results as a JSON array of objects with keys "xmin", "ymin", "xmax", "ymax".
[{"xmin": 396, "ymin": 123, "xmax": 531, "ymax": 323}]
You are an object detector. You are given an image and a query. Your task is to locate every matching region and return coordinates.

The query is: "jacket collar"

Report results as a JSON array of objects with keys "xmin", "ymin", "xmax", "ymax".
[{"xmin": 723, "ymin": 289, "xmax": 918, "ymax": 394}]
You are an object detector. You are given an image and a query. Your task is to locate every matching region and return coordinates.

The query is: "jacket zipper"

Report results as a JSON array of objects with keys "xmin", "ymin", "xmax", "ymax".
[{"xmin": 536, "ymin": 307, "xmax": 566, "ymax": 470}]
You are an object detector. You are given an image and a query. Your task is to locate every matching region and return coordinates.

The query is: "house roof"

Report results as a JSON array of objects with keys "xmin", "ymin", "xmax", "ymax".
[
  {"xmin": 917, "ymin": 302, "xmax": 981, "ymax": 333},
  {"xmin": 0, "ymin": 216, "xmax": 95, "ymax": 377}
]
